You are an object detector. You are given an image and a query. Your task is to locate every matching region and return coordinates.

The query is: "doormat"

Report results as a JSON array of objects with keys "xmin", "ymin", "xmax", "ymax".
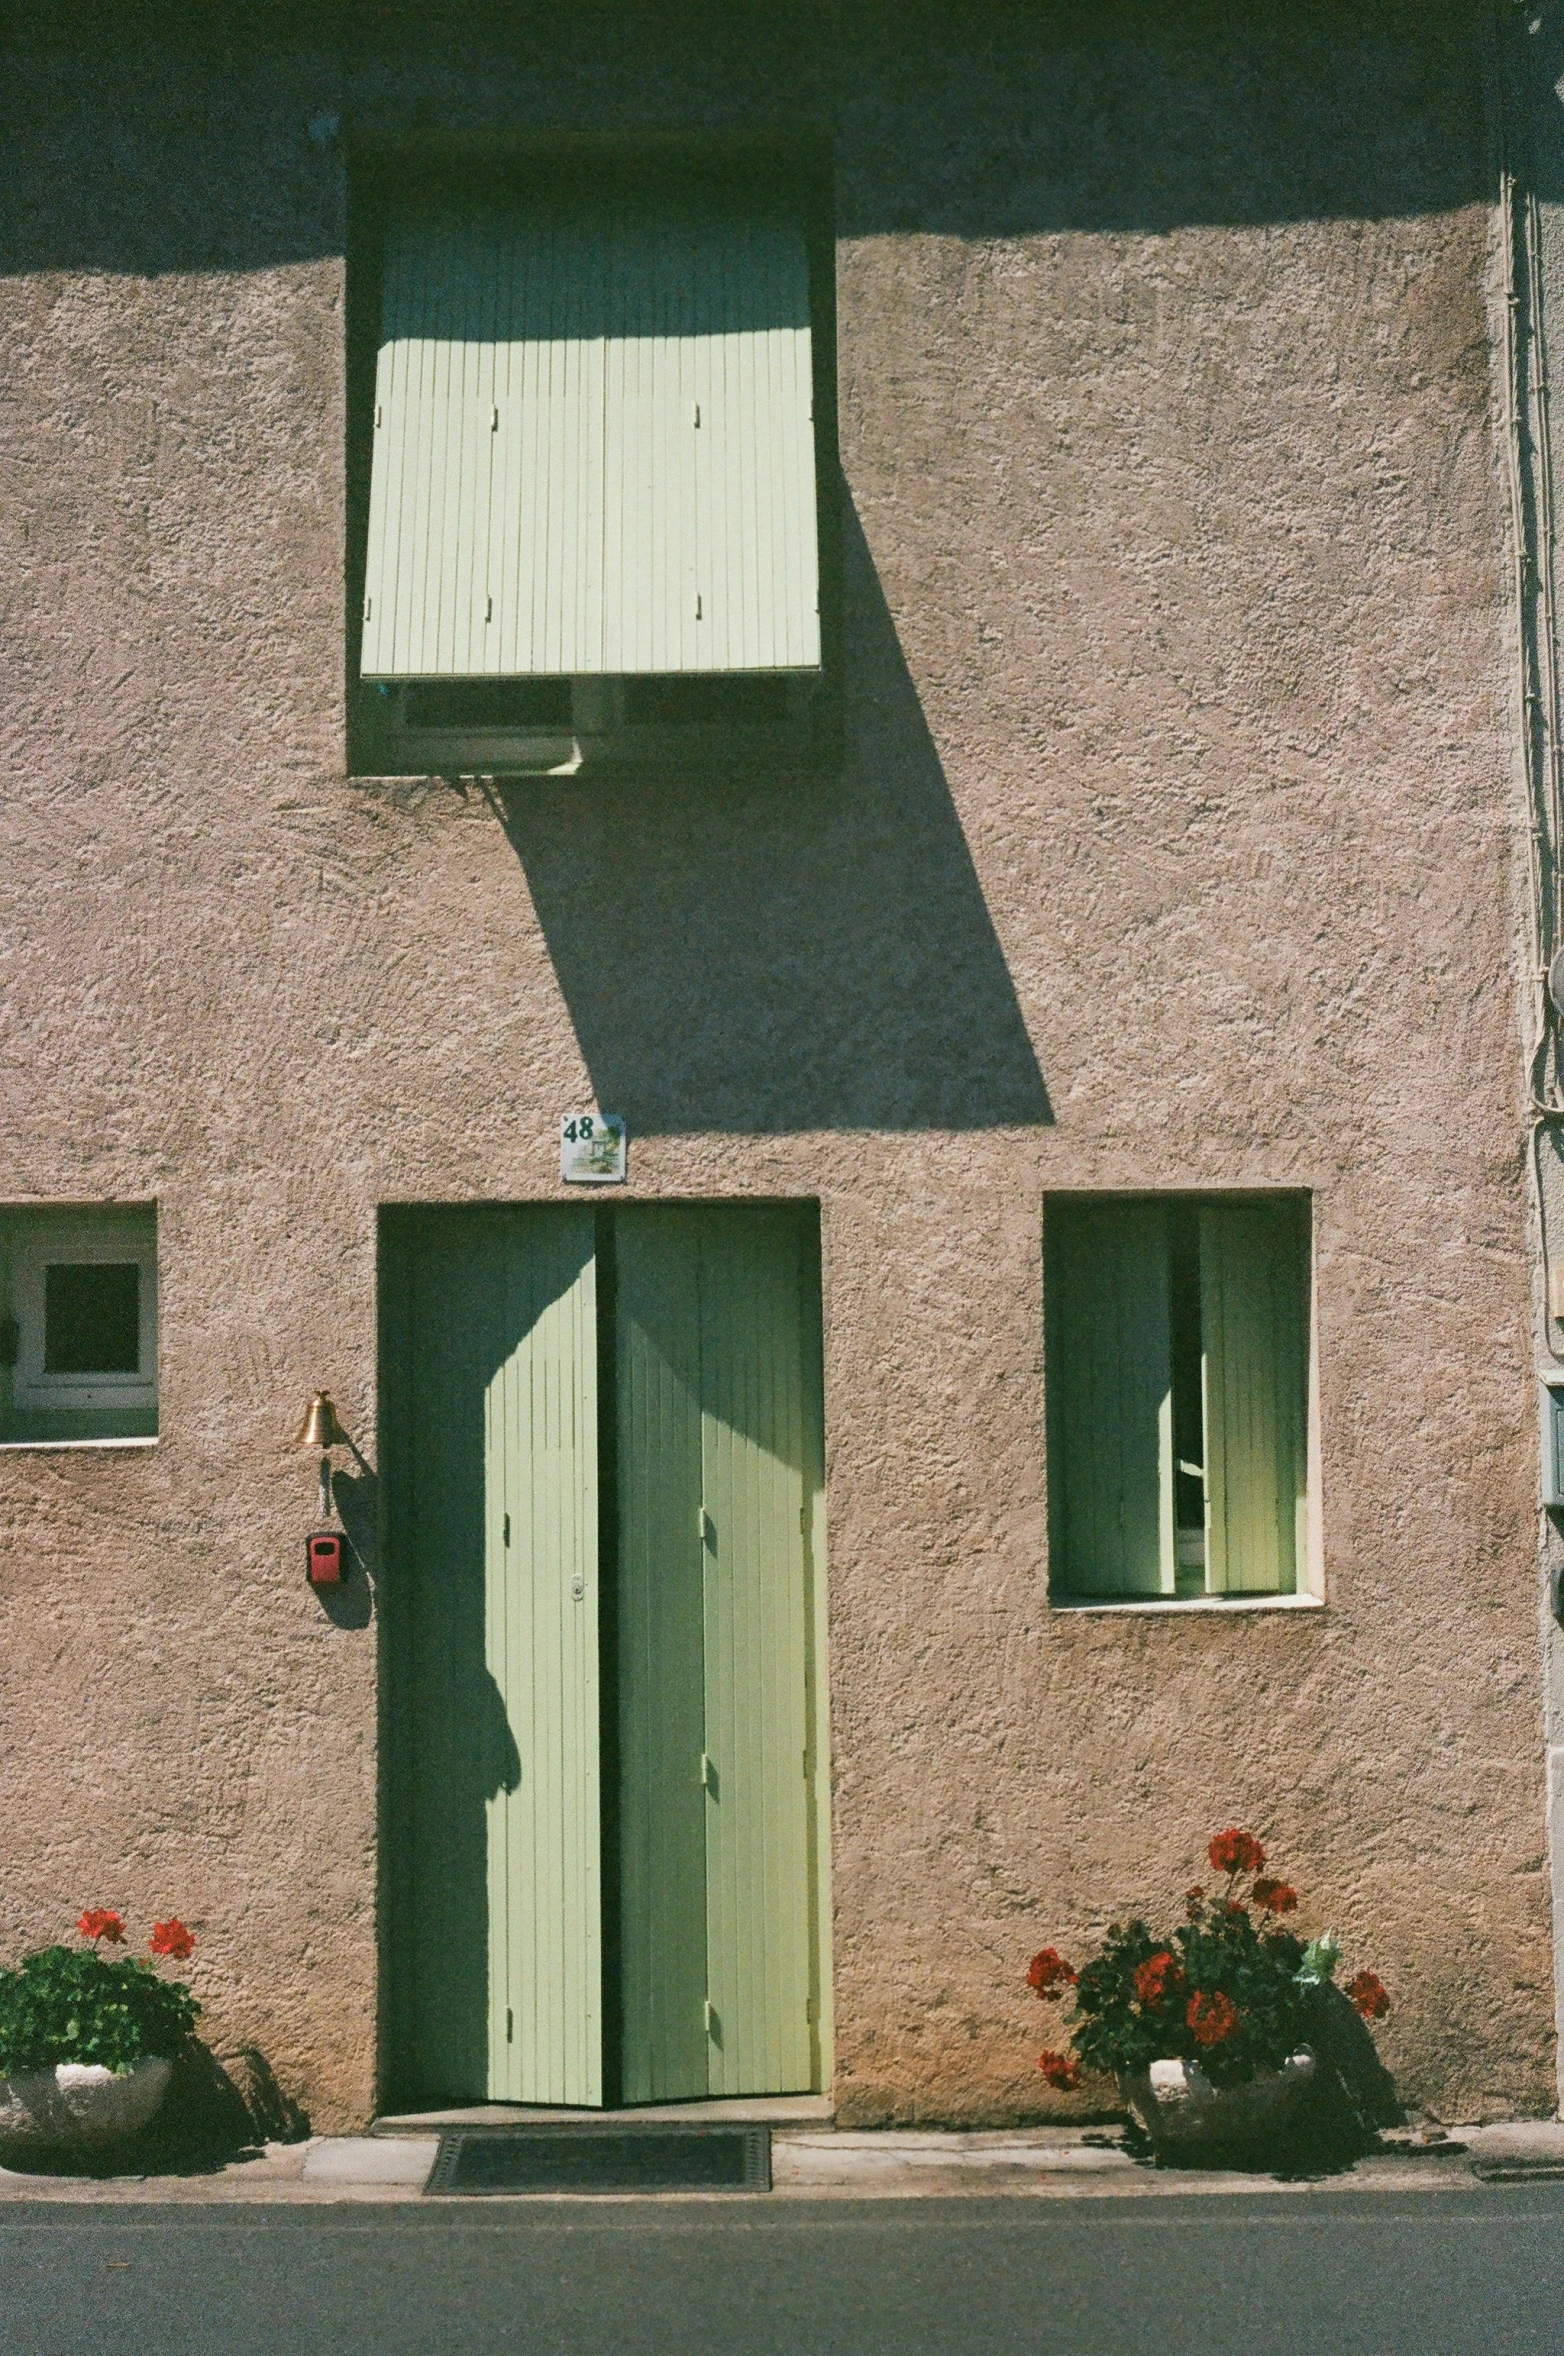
[{"xmin": 425, "ymin": 2122, "xmax": 772, "ymax": 2196}]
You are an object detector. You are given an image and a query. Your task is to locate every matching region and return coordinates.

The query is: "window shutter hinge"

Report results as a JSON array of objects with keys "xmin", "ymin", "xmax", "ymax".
[
  {"xmin": 700, "ymin": 1752, "xmax": 716, "ymax": 1792},
  {"xmin": 491, "ymin": 404, "xmax": 499, "ymax": 431},
  {"xmin": 375, "ymin": 402, "xmax": 383, "ymax": 428},
  {"xmin": 363, "ymin": 596, "xmax": 372, "ymax": 621},
  {"xmin": 485, "ymin": 594, "xmax": 493, "ymax": 623},
  {"xmin": 704, "ymin": 2000, "xmax": 716, "ymax": 2036},
  {"xmin": 692, "ymin": 401, "xmax": 701, "ymax": 427},
  {"xmin": 694, "ymin": 592, "xmax": 703, "ymax": 620},
  {"xmin": 506, "ymin": 2007, "xmax": 514, "ymax": 2043}
]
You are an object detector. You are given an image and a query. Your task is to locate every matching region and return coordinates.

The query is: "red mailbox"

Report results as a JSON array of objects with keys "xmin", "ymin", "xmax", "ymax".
[{"xmin": 306, "ymin": 1531, "xmax": 344, "ymax": 1587}]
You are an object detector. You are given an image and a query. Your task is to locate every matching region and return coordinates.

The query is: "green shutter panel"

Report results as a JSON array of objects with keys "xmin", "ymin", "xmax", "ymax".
[
  {"xmin": 1198, "ymin": 1202, "xmax": 1307, "ymax": 1597},
  {"xmin": 362, "ymin": 198, "xmax": 819, "ymax": 679},
  {"xmin": 485, "ymin": 1210, "xmax": 602, "ymax": 2104},
  {"xmin": 698, "ymin": 1208, "xmax": 815, "ymax": 2097},
  {"xmin": 386, "ymin": 1209, "xmax": 600, "ymax": 2109},
  {"xmin": 615, "ymin": 1210, "xmax": 710, "ymax": 2103},
  {"xmin": 1046, "ymin": 1202, "xmax": 1175, "ymax": 1597}
]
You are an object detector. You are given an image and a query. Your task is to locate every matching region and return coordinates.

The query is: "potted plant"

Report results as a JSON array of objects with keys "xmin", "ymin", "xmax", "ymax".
[
  {"xmin": 0, "ymin": 1908, "xmax": 199, "ymax": 2160},
  {"xmin": 1027, "ymin": 1828, "xmax": 1391, "ymax": 2162}
]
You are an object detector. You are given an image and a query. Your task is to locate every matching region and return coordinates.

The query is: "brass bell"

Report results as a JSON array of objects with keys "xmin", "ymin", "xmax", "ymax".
[{"xmin": 294, "ymin": 1392, "xmax": 347, "ymax": 1451}]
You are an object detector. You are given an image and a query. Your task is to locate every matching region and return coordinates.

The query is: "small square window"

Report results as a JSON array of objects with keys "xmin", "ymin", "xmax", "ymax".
[
  {"xmin": 1, "ymin": 1206, "xmax": 158, "ymax": 1444},
  {"xmin": 1045, "ymin": 1194, "xmax": 1310, "ymax": 1604}
]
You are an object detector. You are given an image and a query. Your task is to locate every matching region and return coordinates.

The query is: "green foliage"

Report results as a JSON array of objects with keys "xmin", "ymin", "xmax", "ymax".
[
  {"xmin": 0, "ymin": 1945, "xmax": 200, "ymax": 2076},
  {"xmin": 1069, "ymin": 1906, "xmax": 1309, "ymax": 2089}
]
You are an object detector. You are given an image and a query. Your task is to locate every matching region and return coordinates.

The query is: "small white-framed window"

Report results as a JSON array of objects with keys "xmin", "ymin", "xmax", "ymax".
[{"xmin": 2, "ymin": 1207, "xmax": 158, "ymax": 1441}]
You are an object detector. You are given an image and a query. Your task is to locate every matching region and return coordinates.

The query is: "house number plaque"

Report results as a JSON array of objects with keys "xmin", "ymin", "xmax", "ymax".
[{"xmin": 559, "ymin": 1110, "xmax": 627, "ymax": 1185}]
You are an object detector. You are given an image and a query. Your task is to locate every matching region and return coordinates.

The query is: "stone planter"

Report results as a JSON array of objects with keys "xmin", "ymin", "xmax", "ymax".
[
  {"xmin": 1121, "ymin": 2049, "xmax": 1316, "ymax": 2162},
  {"xmin": 0, "ymin": 2056, "xmax": 173, "ymax": 2162}
]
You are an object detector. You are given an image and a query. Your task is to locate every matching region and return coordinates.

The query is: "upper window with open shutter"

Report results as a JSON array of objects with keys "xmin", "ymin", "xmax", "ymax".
[
  {"xmin": 1044, "ymin": 1194, "xmax": 1312, "ymax": 1605},
  {"xmin": 352, "ymin": 164, "xmax": 830, "ymax": 774}
]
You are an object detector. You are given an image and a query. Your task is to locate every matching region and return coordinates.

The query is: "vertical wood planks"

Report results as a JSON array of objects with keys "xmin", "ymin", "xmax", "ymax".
[
  {"xmin": 388, "ymin": 1208, "xmax": 600, "ymax": 2110},
  {"xmin": 361, "ymin": 193, "xmax": 819, "ymax": 679},
  {"xmin": 614, "ymin": 1210, "xmax": 709, "ymax": 2102},
  {"xmin": 614, "ymin": 1203, "xmax": 821, "ymax": 2099},
  {"xmin": 1199, "ymin": 1200, "xmax": 1308, "ymax": 1597},
  {"xmin": 1045, "ymin": 1201, "xmax": 1175, "ymax": 1597},
  {"xmin": 698, "ymin": 1207, "xmax": 815, "ymax": 2096},
  {"xmin": 485, "ymin": 1208, "xmax": 601, "ymax": 2105}
]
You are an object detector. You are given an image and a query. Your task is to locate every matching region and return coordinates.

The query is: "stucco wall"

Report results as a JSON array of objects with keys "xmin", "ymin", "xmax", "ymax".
[{"xmin": 0, "ymin": 0, "xmax": 1551, "ymax": 2130}]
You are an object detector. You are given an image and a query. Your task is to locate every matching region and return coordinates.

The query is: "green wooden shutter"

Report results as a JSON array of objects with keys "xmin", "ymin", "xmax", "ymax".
[
  {"xmin": 615, "ymin": 1210, "xmax": 710, "ymax": 2103},
  {"xmin": 697, "ymin": 1207, "xmax": 816, "ymax": 2096},
  {"xmin": 386, "ymin": 1208, "xmax": 600, "ymax": 2109},
  {"xmin": 615, "ymin": 1205, "xmax": 821, "ymax": 2100},
  {"xmin": 362, "ymin": 196, "xmax": 819, "ymax": 680},
  {"xmin": 1199, "ymin": 1201, "xmax": 1307, "ymax": 1597},
  {"xmin": 1046, "ymin": 1201, "xmax": 1175, "ymax": 1598},
  {"xmin": 485, "ymin": 1210, "xmax": 602, "ymax": 2104}
]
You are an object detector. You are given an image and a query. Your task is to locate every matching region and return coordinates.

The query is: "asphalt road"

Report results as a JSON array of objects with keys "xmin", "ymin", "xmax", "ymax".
[{"xmin": 2, "ymin": 2185, "xmax": 1563, "ymax": 2356}]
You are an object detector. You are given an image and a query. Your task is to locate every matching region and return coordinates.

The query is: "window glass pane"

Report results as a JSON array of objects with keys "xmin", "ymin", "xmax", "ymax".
[{"xmin": 44, "ymin": 1263, "xmax": 140, "ymax": 1374}]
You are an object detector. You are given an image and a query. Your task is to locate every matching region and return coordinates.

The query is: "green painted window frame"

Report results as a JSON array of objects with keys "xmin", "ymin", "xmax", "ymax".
[{"xmin": 1045, "ymin": 1193, "xmax": 1311, "ymax": 1606}]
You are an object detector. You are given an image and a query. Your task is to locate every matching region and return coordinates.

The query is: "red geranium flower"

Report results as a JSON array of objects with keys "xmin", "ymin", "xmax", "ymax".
[
  {"xmin": 1253, "ymin": 1879, "xmax": 1298, "ymax": 1915},
  {"xmin": 149, "ymin": 1918, "xmax": 195, "ymax": 1962},
  {"xmin": 77, "ymin": 1908, "xmax": 126, "ymax": 1945},
  {"xmin": 1346, "ymin": 1970, "xmax": 1390, "ymax": 2021},
  {"xmin": 1208, "ymin": 1828, "xmax": 1266, "ymax": 1877},
  {"xmin": 1026, "ymin": 1947, "xmax": 1077, "ymax": 2000},
  {"xmin": 1133, "ymin": 1949, "xmax": 1183, "ymax": 2007},
  {"xmin": 1187, "ymin": 1989, "xmax": 1240, "ymax": 2045},
  {"xmin": 1037, "ymin": 2049, "xmax": 1082, "ymax": 2090}
]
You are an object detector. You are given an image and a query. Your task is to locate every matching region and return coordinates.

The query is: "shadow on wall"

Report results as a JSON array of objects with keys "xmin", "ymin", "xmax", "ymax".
[
  {"xmin": 0, "ymin": 2040, "xmax": 311, "ymax": 2180},
  {"xmin": 1514, "ymin": 2, "xmax": 1564, "ymax": 204},
  {"xmin": 487, "ymin": 491, "xmax": 1052, "ymax": 1137},
  {"xmin": 0, "ymin": 0, "xmax": 1500, "ymax": 281}
]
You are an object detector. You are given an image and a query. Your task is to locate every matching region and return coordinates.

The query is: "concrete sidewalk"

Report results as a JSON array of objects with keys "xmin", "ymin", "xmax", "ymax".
[{"xmin": 1, "ymin": 2119, "xmax": 1561, "ymax": 2203}]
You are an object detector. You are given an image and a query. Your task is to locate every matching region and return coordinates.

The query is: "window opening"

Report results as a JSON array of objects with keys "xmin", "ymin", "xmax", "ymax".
[
  {"xmin": 1046, "ymin": 1193, "xmax": 1308, "ymax": 1605},
  {"xmin": 44, "ymin": 1262, "xmax": 140, "ymax": 1375}
]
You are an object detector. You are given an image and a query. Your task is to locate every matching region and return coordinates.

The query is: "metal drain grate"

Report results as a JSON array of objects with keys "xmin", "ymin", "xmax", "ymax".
[
  {"xmin": 1471, "ymin": 2157, "xmax": 1564, "ymax": 2182},
  {"xmin": 425, "ymin": 2122, "xmax": 772, "ymax": 2196}
]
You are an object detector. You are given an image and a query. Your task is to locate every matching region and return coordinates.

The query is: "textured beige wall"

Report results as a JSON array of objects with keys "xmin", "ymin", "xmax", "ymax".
[{"xmin": 0, "ymin": 2, "xmax": 1551, "ymax": 2130}]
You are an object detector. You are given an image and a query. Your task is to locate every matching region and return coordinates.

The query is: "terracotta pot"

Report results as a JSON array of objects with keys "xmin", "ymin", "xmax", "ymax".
[
  {"xmin": 0, "ymin": 2056, "xmax": 173, "ymax": 2160},
  {"xmin": 1120, "ymin": 2049, "xmax": 1316, "ymax": 2159}
]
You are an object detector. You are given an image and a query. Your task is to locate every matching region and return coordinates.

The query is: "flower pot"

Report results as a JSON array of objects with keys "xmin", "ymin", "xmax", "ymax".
[
  {"xmin": 1120, "ymin": 2049, "xmax": 1316, "ymax": 2162},
  {"xmin": 0, "ymin": 2055, "xmax": 173, "ymax": 2162}
]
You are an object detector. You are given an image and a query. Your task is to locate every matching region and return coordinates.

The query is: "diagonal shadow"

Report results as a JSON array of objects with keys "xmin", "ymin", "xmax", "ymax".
[{"xmin": 488, "ymin": 489, "xmax": 1051, "ymax": 1137}]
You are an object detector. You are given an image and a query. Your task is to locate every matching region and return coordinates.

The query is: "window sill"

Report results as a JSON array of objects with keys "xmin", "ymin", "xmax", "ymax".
[
  {"xmin": 0, "ymin": 1436, "xmax": 158, "ymax": 1454},
  {"xmin": 1050, "ymin": 1592, "xmax": 1324, "ymax": 1616}
]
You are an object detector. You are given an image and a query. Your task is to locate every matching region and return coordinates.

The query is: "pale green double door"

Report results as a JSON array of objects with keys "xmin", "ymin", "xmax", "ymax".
[{"xmin": 383, "ymin": 1203, "xmax": 828, "ymax": 2110}]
